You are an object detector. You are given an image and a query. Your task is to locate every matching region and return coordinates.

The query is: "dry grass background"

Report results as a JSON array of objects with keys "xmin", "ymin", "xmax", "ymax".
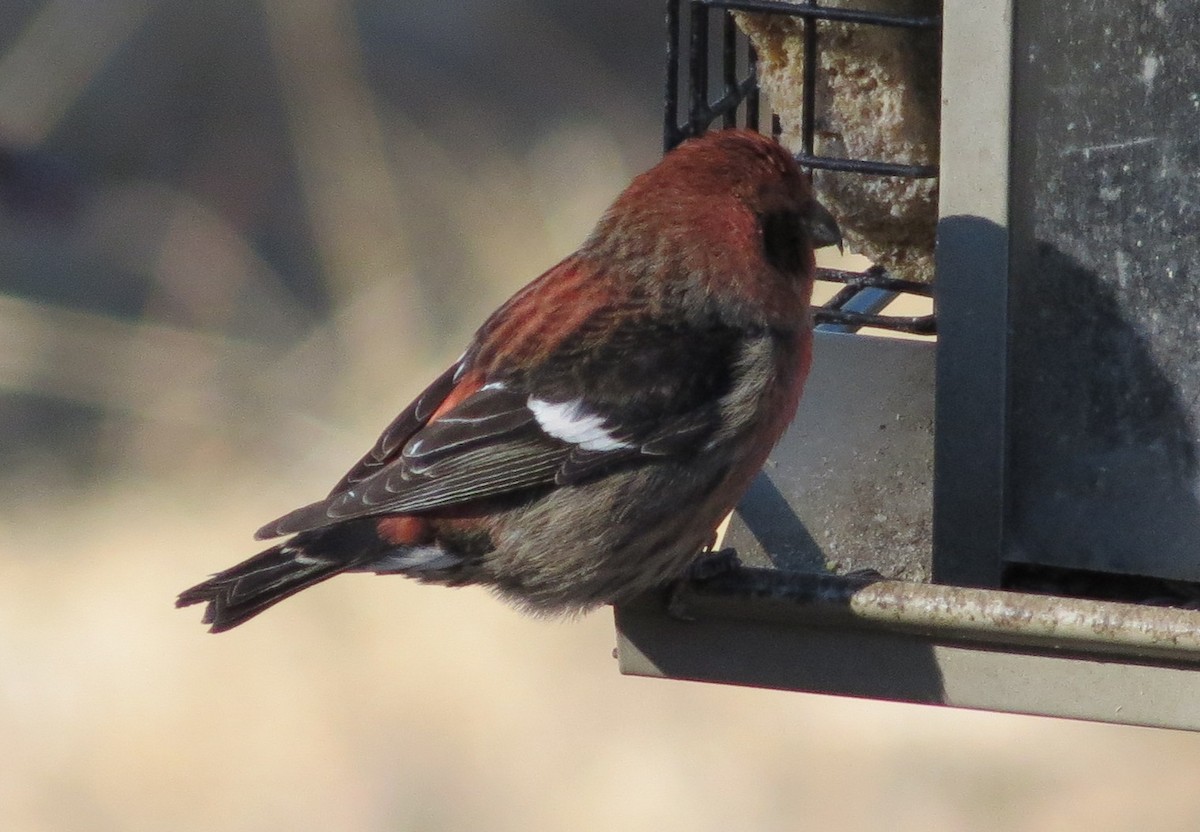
[{"xmin": 3, "ymin": 2, "xmax": 1200, "ymax": 830}]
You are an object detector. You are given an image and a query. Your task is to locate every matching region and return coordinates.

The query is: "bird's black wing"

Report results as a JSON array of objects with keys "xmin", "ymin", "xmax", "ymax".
[{"xmin": 257, "ymin": 313, "xmax": 756, "ymax": 538}]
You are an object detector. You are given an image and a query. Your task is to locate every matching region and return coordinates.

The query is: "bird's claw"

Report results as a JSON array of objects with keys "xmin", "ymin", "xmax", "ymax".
[
  {"xmin": 666, "ymin": 547, "xmax": 743, "ymax": 620},
  {"xmin": 689, "ymin": 547, "xmax": 742, "ymax": 582}
]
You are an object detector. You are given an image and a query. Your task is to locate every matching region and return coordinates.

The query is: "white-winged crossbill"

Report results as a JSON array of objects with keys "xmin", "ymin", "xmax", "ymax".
[{"xmin": 178, "ymin": 129, "xmax": 841, "ymax": 631}]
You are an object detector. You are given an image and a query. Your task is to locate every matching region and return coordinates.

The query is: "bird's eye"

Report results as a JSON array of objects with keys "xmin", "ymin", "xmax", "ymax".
[{"xmin": 760, "ymin": 209, "xmax": 805, "ymax": 274}]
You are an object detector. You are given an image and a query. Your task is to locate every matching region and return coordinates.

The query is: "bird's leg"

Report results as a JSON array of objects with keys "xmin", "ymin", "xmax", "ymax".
[
  {"xmin": 688, "ymin": 546, "xmax": 742, "ymax": 581},
  {"xmin": 666, "ymin": 547, "xmax": 743, "ymax": 620}
]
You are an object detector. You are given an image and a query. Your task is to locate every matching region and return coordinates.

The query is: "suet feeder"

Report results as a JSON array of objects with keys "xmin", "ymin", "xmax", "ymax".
[{"xmin": 615, "ymin": 0, "xmax": 1200, "ymax": 731}]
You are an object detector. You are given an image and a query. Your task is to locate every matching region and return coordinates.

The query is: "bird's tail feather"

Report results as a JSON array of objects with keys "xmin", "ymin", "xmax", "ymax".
[{"xmin": 176, "ymin": 541, "xmax": 348, "ymax": 633}]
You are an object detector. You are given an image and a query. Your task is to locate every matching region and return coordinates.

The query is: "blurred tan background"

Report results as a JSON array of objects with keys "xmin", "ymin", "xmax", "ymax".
[{"xmin": 3, "ymin": 2, "xmax": 1200, "ymax": 830}]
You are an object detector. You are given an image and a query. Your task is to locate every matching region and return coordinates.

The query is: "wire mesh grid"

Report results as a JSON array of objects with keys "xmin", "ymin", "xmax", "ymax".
[{"xmin": 664, "ymin": 0, "xmax": 939, "ymax": 335}]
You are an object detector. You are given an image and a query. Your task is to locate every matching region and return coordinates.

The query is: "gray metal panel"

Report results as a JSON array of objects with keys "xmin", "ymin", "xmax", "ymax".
[
  {"xmin": 722, "ymin": 331, "xmax": 934, "ymax": 581},
  {"xmin": 1007, "ymin": 1, "xmax": 1200, "ymax": 580},
  {"xmin": 932, "ymin": 0, "xmax": 1014, "ymax": 587}
]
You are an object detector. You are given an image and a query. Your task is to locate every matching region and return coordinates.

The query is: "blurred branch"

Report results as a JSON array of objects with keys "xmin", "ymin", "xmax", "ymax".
[
  {"xmin": 259, "ymin": 0, "xmax": 430, "ymax": 360},
  {"xmin": 0, "ymin": 0, "xmax": 158, "ymax": 144},
  {"xmin": 0, "ymin": 293, "xmax": 275, "ymax": 427}
]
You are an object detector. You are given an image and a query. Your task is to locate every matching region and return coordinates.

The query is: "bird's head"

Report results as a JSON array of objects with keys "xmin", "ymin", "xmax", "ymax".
[{"xmin": 585, "ymin": 129, "xmax": 841, "ymax": 326}]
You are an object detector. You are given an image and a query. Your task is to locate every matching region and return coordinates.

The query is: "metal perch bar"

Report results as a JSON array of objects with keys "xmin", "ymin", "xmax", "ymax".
[
  {"xmin": 676, "ymin": 567, "xmax": 1200, "ymax": 667},
  {"xmin": 814, "ymin": 308, "xmax": 937, "ymax": 334},
  {"xmin": 817, "ymin": 266, "xmax": 934, "ymax": 297},
  {"xmin": 814, "ymin": 266, "xmax": 936, "ymax": 334}
]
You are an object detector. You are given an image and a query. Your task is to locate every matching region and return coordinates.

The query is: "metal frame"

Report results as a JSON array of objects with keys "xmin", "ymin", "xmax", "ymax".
[
  {"xmin": 615, "ymin": 0, "xmax": 1200, "ymax": 731},
  {"xmin": 930, "ymin": 0, "xmax": 1013, "ymax": 587}
]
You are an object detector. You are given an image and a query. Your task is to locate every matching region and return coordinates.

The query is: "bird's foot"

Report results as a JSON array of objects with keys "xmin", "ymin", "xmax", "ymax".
[
  {"xmin": 667, "ymin": 547, "xmax": 742, "ymax": 620},
  {"xmin": 690, "ymin": 546, "xmax": 742, "ymax": 581}
]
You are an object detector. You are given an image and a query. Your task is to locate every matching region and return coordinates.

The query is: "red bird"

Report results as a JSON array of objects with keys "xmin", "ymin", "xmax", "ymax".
[{"xmin": 177, "ymin": 129, "xmax": 841, "ymax": 632}]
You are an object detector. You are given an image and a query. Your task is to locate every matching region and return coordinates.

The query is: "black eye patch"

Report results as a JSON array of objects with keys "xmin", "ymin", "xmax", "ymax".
[{"xmin": 760, "ymin": 210, "xmax": 805, "ymax": 274}]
